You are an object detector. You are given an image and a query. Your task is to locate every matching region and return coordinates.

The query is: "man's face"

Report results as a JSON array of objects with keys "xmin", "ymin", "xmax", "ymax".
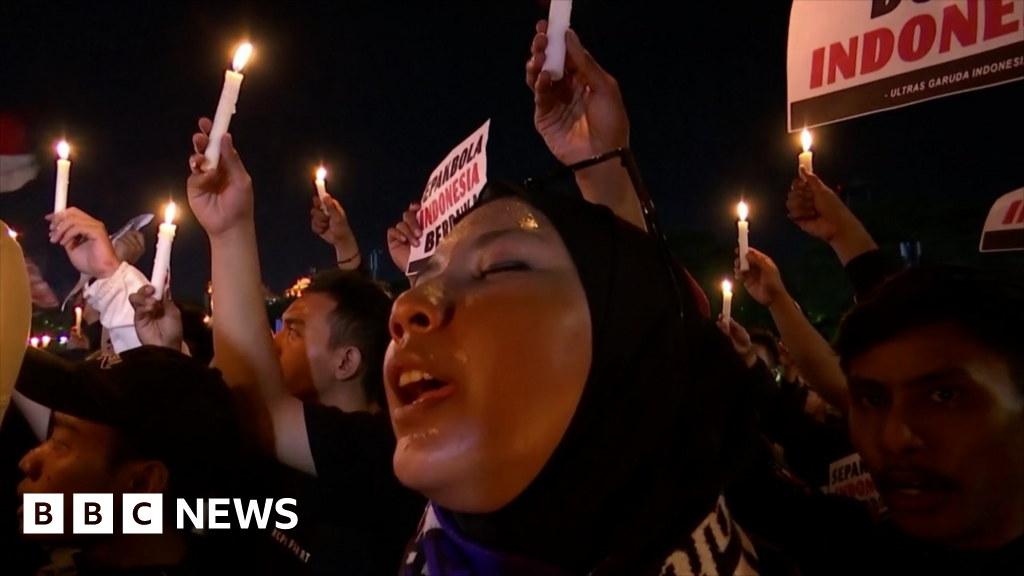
[
  {"xmin": 847, "ymin": 322, "xmax": 1024, "ymax": 549},
  {"xmin": 17, "ymin": 413, "xmax": 129, "ymax": 540},
  {"xmin": 274, "ymin": 293, "xmax": 339, "ymax": 400}
]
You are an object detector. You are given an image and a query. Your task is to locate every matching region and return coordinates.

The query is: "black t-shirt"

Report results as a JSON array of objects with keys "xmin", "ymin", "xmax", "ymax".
[{"xmin": 211, "ymin": 404, "xmax": 425, "ymax": 575}]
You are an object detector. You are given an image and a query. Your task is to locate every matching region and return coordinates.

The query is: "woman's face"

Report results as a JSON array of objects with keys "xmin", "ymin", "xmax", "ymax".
[{"xmin": 385, "ymin": 198, "xmax": 592, "ymax": 512}]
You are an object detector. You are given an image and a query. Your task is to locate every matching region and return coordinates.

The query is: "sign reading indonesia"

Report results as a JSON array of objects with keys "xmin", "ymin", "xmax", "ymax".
[
  {"xmin": 407, "ymin": 120, "xmax": 490, "ymax": 275},
  {"xmin": 787, "ymin": 0, "xmax": 1023, "ymax": 131}
]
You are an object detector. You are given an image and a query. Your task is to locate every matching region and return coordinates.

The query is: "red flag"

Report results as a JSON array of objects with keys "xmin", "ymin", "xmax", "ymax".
[{"xmin": 0, "ymin": 112, "xmax": 39, "ymax": 193}]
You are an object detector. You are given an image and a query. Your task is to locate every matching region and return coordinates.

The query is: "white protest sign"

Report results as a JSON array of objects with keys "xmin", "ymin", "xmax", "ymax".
[
  {"xmin": 980, "ymin": 187, "xmax": 1024, "ymax": 252},
  {"xmin": 406, "ymin": 120, "xmax": 490, "ymax": 275},
  {"xmin": 787, "ymin": 0, "xmax": 1024, "ymax": 132},
  {"xmin": 828, "ymin": 452, "xmax": 887, "ymax": 519}
]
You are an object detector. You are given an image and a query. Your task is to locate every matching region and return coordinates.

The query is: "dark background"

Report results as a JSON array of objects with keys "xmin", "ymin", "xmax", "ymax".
[{"xmin": 2, "ymin": 0, "xmax": 1022, "ymax": 331}]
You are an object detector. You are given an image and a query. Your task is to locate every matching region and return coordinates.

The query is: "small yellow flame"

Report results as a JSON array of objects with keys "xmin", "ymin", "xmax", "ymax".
[
  {"xmin": 722, "ymin": 280, "xmax": 733, "ymax": 295},
  {"xmin": 233, "ymin": 42, "xmax": 253, "ymax": 72},
  {"xmin": 7, "ymin": 228, "xmax": 17, "ymax": 239},
  {"xmin": 316, "ymin": 167, "xmax": 327, "ymax": 181},
  {"xmin": 41, "ymin": 335, "xmax": 51, "ymax": 347},
  {"xmin": 163, "ymin": 202, "xmax": 177, "ymax": 224},
  {"xmin": 75, "ymin": 306, "xmax": 83, "ymax": 315},
  {"xmin": 737, "ymin": 201, "xmax": 749, "ymax": 222},
  {"xmin": 57, "ymin": 141, "xmax": 70, "ymax": 160},
  {"xmin": 29, "ymin": 337, "xmax": 40, "ymax": 347},
  {"xmin": 801, "ymin": 129, "xmax": 812, "ymax": 153}
]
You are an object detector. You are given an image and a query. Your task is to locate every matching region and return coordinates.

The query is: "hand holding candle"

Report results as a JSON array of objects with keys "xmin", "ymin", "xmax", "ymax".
[
  {"xmin": 721, "ymin": 280, "xmax": 733, "ymax": 326},
  {"xmin": 54, "ymin": 141, "xmax": 71, "ymax": 213},
  {"xmin": 798, "ymin": 129, "xmax": 813, "ymax": 175},
  {"xmin": 202, "ymin": 42, "xmax": 252, "ymax": 171},
  {"xmin": 542, "ymin": 0, "xmax": 573, "ymax": 81},
  {"xmin": 315, "ymin": 167, "xmax": 330, "ymax": 214},
  {"xmin": 737, "ymin": 201, "xmax": 750, "ymax": 272},
  {"xmin": 150, "ymin": 202, "xmax": 177, "ymax": 301}
]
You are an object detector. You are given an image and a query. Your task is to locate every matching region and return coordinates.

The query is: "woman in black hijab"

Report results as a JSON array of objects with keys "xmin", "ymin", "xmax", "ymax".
[{"xmin": 387, "ymin": 181, "xmax": 764, "ymax": 575}]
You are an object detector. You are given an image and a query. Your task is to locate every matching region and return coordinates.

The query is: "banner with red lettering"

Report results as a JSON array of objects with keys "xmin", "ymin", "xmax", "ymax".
[
  {"xmin": 828, "ymin": 452, "xmax": 887, "ymax": 519},
  {"xmin": 406, "ymin": 120, "xmax": 490, "ymax": 275},
  {"xmin": 787, "ymin": 0, "xmax": 1024, "ymax": 131},
  {"xmin": 980, "ymin": 187, "xmax": 1024, "ymax": 252}
]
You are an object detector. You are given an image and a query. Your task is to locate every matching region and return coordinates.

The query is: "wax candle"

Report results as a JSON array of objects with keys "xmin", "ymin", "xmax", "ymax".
[
  {"xmin": 41, "ymin": 335, "xmax": 51, "ymax": 348},
  {"xmin": 74, "ymin": 306, "xmax": 83, "ymax": 334},
  {"xmin": 721, "ymin": 280, "xmax": 733, "ymax": 326},
  {"xmin": 315, "ymin": 167, "xmax": 330, "ymax": 214},
  {"xmin": 543, "ymin": 0, "xmax": 573, "ymax": 81},
  {"xmin": 150, "ymin": 202, "xmax": 178, "ymax": 301},
  {"xmin": 54, "ymin": 141, "xmax": 71, "ymax": 213},
  {"xmin": 203, "ymin": 43, "xmax": 253, "ymax": 171},
  {"xmin": 799, "ymin": 129, "xmax": 814, "ymax": 175},
  {"xmin": 737, "ymin": 201, "xmax": 750, "ymax": 272}
]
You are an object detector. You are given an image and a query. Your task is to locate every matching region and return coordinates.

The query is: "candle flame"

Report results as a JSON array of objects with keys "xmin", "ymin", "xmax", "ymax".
[
  {"xmin": 75, "ymin": 306, "xmax": 83, "ymax": 315},
  {"xmin": 233, "ymin": 42, "xmax": 253, "ymax": 72},
  {"xmin": 7, "ymin": 228, "xmax": 17, "ymax": 239},
  {"xmin": 57, "ymin": 141, "xmax": 70, "ymax": 160},
  {"xmin": 737, "ymin": 201, "xmax": 749, "ymax": 222},
  {"xmin": 163, "ymin": 202, "xmax": 177, "ymax": 224},
  {"xmin": 29, "ymin": 337, "xmax": 39, "ymax": 347},
  {"xmin": 722, "ymin": 280, "xmax": 733, "ymax": 295},
  {"xmin": 41, "ymin": 335, "xmax": 51, "ymax": 347},
  {"xmin": 316, "ymin": 167, "xmax": 327, "ymax": 181},
  {"xmin": 801, "ymin": 129, "xmax": 812, "ymax": 153}
]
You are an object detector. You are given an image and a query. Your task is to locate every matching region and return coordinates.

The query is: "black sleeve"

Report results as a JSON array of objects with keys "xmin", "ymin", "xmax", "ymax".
[
  {"xmin": 746, "ymin": 358, "xmax": 781, "ymax": 407},
  {"xmin": 304, "ymin": 403, "xmax": 396, "ymax": 494},
  {"xmin": 844, "ymin": 248, "xmax": 905, "ymax": 301}
]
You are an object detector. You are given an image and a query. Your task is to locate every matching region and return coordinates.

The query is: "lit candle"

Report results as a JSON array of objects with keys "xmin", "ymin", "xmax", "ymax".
[
  {"xmin": 737, "ymin": 201, "xmax": 750, "ymax": 272},
  {"xmin": 721, "ymin": 280, "xmax": 733, "ymax": 326},
  {"xmin": 74, "ymin": 305, "xmax": 83, "ymax": 333},
  {"xmin": 150, "ymin": 202, "xmax": 178, "ymax": 301},
  {"xmin": 202, "ymin": 42, "xmax": 253, "ymax": 171},
  {"xmin": 543, "ymin": 0, "xmax": 573, "ymax": 81},
  {"xmin": 41, "ymin": 335, "xmax": 51, "ymax": 348},
  {"xmin": 54, "ymin": 141, "xmax": 71, "ymax": 213},
  {"xmin": 7, "ymin": 228, "xmax": 17, "ymax": 240},
  {"xmin": 314, "ymin": 167, "xmax": 330, "ymax": 214},
  {"xmin": 799, "ymin": 129, "xmax": 814, "ymax": 175},
  {"xmin": 29, "ymin": 337, "xmax": 39, "ymax": 348}
]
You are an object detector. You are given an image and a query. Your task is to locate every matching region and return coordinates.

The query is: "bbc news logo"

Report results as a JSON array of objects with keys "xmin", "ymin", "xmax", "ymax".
[{"xmin": 23, "ymin": 494, "xmax": 297, "ymax": 535}]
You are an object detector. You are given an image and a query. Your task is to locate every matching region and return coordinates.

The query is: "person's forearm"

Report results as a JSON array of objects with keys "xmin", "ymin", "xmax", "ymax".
[
  {"xmin": 768, "ymin": 294, "xmax": 849, "ymax": 413},
  {"xmin": 334, "ymin": 243, "xmax": 362, "ymax": 272},
  {"xmin": 828, "ymin": 216, "xmax": 877, "ymax": 267},
  {"xmin": 209, "ymin": 224, "xmax": 285, "ymax": 401},
  {"xmin": 575, "ymin": 163, "xmax": 646, "ymax": 232}
]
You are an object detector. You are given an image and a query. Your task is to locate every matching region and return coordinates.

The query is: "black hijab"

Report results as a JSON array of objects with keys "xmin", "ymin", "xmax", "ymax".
[{"xmin": 451, "ymin": 182, "xmax": 761, "ymax": 573}]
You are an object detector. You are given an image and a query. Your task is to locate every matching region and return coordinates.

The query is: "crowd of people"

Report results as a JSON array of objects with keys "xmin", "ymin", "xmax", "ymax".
[{"xmin": 1, "ymin": 18, "xmax": 1021, "ymax": 576}]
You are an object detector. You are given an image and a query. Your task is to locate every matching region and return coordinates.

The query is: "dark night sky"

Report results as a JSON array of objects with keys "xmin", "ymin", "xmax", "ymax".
[{"xmin": 2, "ymin": 0, "xmax": 1022, "ymax": 300}]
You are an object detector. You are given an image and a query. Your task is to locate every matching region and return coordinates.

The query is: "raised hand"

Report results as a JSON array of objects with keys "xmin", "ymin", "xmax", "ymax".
[
  {"xmin": 716, "ymin": 316, "xmax": 757, "ymax": 368},
  {"xmin": 186, "ymin": 117, "xmax": 254, "ymax": 239},
  {"xmin": 526, "ymin": 20, "xmax": 628, "ymax": 166},
  {"xmin": 311, "ymin": 195, "xmax": 360, "ymax": 268},
  {"xmin": 387, "ymin": 203, "xmax": 422, "ymax": 273},
  {"xmin": 46, "ymin": 208, "xmax": 121, "ymax": 279},
  {"xmin": 129, "ymin": 284, "xmax": 183, "ymax": 351},
  {"xmin": 736, "ymin": 248, "xmax": 789, "ymax": 308},
  {"xmin": 114, "ymin": 230, "xmax": 145, "ymax": 265},
  {"xmin": 786, "ymin": 168, "xmax": 856, "ymax": 243}
]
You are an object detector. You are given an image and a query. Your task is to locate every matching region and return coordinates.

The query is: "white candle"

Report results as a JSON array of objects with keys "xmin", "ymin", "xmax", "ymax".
[
  {"xmin": 737, "ymin": 201, "xmax": 750, "ymax": 272},
  {"xmin": 799, "ymin": 129, "xmax": 814, "ymax": 175},
  {"xmin": 721, "ymin": 280, "xmax": 733, "ymax": 326},
  {"xmin": 150, "ymin": 202, "xmax": 178, "ymax": 301},
  {"xmin": 543, "ymin": 0, "xmax": 573, "ymax": 81},
  {"xmin": 203, "ymin": 43, "xmax": 253, "ymax": 171},
  {"xmin": 54, "ymin": 141, "xmax": 71, "ymax": 213},
  {"xmin": 315, "ymin": 167, "xmax": 330, "ymax": 214},
  {"xmin": 74, "ymin": 306, "xmax": 83, "ymax": 333}
]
